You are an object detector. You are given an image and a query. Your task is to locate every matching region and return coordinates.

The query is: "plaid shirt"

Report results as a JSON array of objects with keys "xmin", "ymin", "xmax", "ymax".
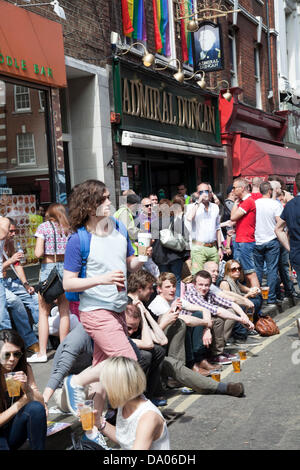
[{"xmin": 182, "ymin": 284, "xmax": 233, "ymax": 316}]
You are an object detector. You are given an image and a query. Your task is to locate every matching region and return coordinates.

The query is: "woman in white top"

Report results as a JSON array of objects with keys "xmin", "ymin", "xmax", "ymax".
[{"xmin": 99, "ymin": 356, "xmax": 170, "ymax": 450}]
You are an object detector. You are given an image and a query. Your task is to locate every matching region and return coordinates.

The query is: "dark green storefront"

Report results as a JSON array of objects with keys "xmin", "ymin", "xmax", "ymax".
[{"xmin": 112, "ymin": 58, "xmax": 225, "ymax": 199}]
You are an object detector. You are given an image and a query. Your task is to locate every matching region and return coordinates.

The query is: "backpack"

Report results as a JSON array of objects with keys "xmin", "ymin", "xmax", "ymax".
[{"xmin": 65, "ymin": 226, "xmax": 90, "ymax": 302}]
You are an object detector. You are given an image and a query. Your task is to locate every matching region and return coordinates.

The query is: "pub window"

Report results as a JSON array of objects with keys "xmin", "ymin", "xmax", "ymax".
[
  {"xmin": 39, "ymin": 91, "xmax": 45, "ymax": 111},
  {"xmin": 254, "ymin": 46, "xmax": 262, "ymax": 109},
  {"xmin": 17, "ymin": 133, "xmax": 36, "ymax": 165},
  {"xmin": 14, "ymin": 85, "xmax": 31, "ymax": 112}
]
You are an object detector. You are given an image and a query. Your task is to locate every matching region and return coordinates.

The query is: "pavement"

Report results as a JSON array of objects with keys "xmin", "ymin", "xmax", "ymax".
[{"xmin": 23, "ymin": 289, "xmax": 300, "ymax": 451}]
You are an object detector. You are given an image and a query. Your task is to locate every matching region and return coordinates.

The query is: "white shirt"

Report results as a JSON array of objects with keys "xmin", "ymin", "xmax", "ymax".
[
  {"xmin": 148, "ymin": 294, "xmax": 191, "ymax": 317},
  {"xmin": 255, "ymin": 197, "xmax": 283, "ymax": 245},
  {"xmin": 193, "ymin": 202, "xmax": 220, "ymax": 243}
]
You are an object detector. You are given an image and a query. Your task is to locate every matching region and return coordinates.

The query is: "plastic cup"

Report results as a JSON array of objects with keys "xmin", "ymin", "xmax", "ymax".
[
  {"xmin": 232, "ymin": 359, "xmax": 241, "ymax": 373},
  {"xmin": 248, "ymin": 312, "xmax": 254, "ymax": 322},
  {"xmin": 261, "ymin": 286, "xmax": 270, "ymax": 300},
  {"xmin": 238, "ymin": 350, "xmax": 247, "ymax": 361},
  {"xmin": 78, "ymin": 400, "xmax": 94, "ymax": 431},
  {"xmin": 138, "ymin": 232, "xmax": 152, "ymax": 262},
  {"xmin": 5, "ymin": 372, "xmax": 21, "ymax": 397},
  {"xmin": 211, "ymin": 371, "xmax": 221, "ymax": 382}
]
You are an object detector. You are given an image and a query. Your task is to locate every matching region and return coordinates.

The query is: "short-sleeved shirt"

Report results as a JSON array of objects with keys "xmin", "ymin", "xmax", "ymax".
[
  {"xmin": 64, "ymin": 218, "xmax": 135, "ymax": 313},
  {"xmin": 251, "ymin": 192, "xmax": 263, "ymax": 201},
  {"xmin": 255, "ymin": 197, "xmax": 283, "ymax": 245},
  {"xmin": 280, "ymin": 196, "xmax": 300, "ymax": 265},
  {"xmin": 35, "ymin": 221, "xmax": 69, "ymax": 255},
  {"xmin": 235, "ymin": 194, "xmax": 256, "ymax": 243}
]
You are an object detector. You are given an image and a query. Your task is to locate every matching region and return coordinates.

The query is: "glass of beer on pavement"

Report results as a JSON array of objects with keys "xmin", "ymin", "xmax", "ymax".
[
  {"xmin": 238, "ymin": 350, "xmax": 247, "ymax": 361},
  {"xmin": 5, "ymin": 372, "xmax": 21, "ymax": 397},
  {"xmin": 232, "ymin": 358, "xmax": 241, "ymax": 373},
  {"xmin": 78, "ymin": 400, "xmax": 94, "ymax": 431},
  {"xmin": 211, "ymin": 371, "xmax": 221, "ymax": 382},
  {"xmin": 261, "ymin": 286, "xmax": 270, "ymax": 300}
]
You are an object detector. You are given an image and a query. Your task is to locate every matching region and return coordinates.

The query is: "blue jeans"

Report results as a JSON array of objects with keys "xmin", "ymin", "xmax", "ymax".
[
  {"xmin": 185, "ymin": 311, "xmax": 206, "ymax": 367},
  {"xmin": 234, "ymin": 242, "xmax": 256, "ymax": 274},
  {"xmin": 0, "ymin": 278, "xmax": 12, "ymax": 330},
  {"xmin": 4, "ymin": 278, "xmax": 39, "ymax": 324},
  {"xmin": 5, "ymin": 288, "xmax": 38, "ymax": 348},
  {"xmin": 159, "ymin": 259, "xmax": 184, "ymax": 297},
  {"xmin": 253, "ymin": 238, "xmax": 280, "ymax": 304},
  {"xmin": 291, "ymin": 262, "xmax": 300, "ymax": 291},
  {"xmin": 276, "ymin": 247, "xmax": 296, "ymax": 297},
  {"xmin": 0, "ymin": 401, "xmax": 47, "ymax": 450}
]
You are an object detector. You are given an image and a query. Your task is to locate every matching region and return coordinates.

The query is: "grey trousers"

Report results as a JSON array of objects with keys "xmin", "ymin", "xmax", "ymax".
[
  {"xmin": 211, "ymin": 314, "xmax": 236, "ymax": 356},
  {"xmin": 162, "ymin": 318, "xmax": 218, "ymax": 394}
]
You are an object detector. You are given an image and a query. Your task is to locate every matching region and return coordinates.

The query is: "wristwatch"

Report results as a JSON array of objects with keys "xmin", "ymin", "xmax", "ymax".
[{"xmin": 23, "ymin": 282, "xmax": 29, "ymax": 288}]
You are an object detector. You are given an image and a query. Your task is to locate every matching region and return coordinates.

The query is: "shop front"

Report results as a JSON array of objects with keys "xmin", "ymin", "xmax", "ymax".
[
  {"xmin": 0, "ymin": 1, "xmax": 66, "ymax": 279},
  {"xmin": 219, "ymin": 88, "xmax": 300, "ymax": 188},
  {"xmin": 112, "ymin": 58, "xmax": 226, "ymax": 200}
]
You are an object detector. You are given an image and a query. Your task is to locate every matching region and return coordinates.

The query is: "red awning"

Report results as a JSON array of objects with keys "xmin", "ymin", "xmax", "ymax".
[{"xmin": 232, "ymin": 135, "xmax": 300, "ymax": 178}]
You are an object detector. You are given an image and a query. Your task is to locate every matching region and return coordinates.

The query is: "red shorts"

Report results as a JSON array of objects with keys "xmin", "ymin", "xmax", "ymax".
[{"xmin": 79, "ymin": 308, "xmax": 137, "ymax": 366}]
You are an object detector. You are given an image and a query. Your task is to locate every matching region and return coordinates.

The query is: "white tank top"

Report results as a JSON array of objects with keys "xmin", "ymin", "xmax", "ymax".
[{"xmin": 116, "ymin": 397, "xmax": 170, "ymax": 450}]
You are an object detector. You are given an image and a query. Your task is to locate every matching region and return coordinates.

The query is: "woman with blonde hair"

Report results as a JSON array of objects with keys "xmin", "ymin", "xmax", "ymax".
[
  {"xmin": 98, "ymin": 356, "xmax": 170, "ymax": 450},
  {"xmin": 28, "ymin": 203, "xmax": 70, "ymax": 363}
]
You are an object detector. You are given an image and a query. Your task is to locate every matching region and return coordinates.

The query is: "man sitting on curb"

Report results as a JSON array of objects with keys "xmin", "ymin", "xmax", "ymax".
[{"xmin": 182, "ymin": 270, "xmax": 254, "ymax": 366}]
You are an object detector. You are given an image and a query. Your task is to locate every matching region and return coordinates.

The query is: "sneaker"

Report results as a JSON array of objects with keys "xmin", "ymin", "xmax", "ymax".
[
  {"xmin": 181, "ymin": 387, "xmax": 194, "ymax": 395},
  {"xmin": 210, "ymin": 355, "xmax": 232, "ymax": 365},
  {"xmin": 150, "ymin": 397, "xmax": 167, "ymax": 407},
  {"xmin": 226, "ymin": 382, "xmax": 245, "ymax": 397},
  {"xmin": 81, "ymin": 431, "xmax": 112, "ymax": 450},
  {"xmin": 64, "ymin": 375, "xmax": 86, "ymax": 417},
  {"xmin": 27, "ymin": 353, "xmax": 47, "ymax": 363},
  {"xmin": 222, "ymin": 352, "xmax": 237, "ymax": 361},
  {"xmin": 248, "ymin": 330, "xmax": 259, "ymax": 336}
]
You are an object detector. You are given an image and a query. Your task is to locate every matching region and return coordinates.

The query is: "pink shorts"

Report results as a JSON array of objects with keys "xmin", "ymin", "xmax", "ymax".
[{"xmin": 79, "ymin": 309, "xmax": 137, "ymax": 366}]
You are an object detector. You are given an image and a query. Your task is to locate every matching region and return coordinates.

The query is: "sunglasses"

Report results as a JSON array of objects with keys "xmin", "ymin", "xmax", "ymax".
[
  {"xmin": 231, "ymin": 266, "xmax": 241, "ymax": 272},
  {"xmin": 199, "ymin": 190, "xmax": 209, "ymax": 194},
  {"xmin": 1, "ymin": 351, "xmax": 23, "ymax": 360},
  {"xmin": 143, "ymin": 204, "xmax": 152, "ymax": 208}
]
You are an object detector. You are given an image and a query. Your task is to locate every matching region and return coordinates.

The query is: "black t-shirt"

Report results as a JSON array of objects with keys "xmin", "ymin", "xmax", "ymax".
[{"xmin": 281, "ymin": 196, "xmax": 300, "ymax": 265}]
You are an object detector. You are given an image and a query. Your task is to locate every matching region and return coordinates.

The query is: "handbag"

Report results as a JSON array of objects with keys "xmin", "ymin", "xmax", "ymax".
[
  {"xmin": 35, "ymin": 222, "xmax": 64, "ymax": 304},
  {"xmin": 255, "ymin": 315, "xmax": 280, "ymax": 336},
  {"xmin": 160, "ymin": 218, "xmax": 186, "ymax": 252}
]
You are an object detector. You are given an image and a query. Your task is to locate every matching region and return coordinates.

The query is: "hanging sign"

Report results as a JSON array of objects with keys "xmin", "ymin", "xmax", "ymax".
[{"xmin": 192, "ymin": 21, "xmax": 224, "ymax": 72}]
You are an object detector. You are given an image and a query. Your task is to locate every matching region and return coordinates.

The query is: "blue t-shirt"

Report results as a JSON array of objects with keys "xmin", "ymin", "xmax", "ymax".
[
  {"xmin": 64, "ymin": 218, "xmax": 135, "ymax": 313},
  {"xmin": 281, "ymin": 196, "xmax": 300, "ymax": 266}
]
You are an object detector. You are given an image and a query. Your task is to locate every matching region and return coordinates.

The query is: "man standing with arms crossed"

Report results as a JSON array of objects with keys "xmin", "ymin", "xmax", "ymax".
[
  {"xmin": 230, "ymin": 178, "xmax": 260, "ymax": 288},
  {"xmin": 187, "ymin": 182, "xmax": 223, "ymax": 274}
]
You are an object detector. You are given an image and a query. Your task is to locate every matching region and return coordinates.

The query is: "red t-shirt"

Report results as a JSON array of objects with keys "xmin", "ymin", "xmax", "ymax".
[
  {"xmin": 251, "ymin": 192, "xmax": 263, "ymax": 201},
  {"xmin": 235, "ymin": 195, "xmax": 256, "ymax": 242}
]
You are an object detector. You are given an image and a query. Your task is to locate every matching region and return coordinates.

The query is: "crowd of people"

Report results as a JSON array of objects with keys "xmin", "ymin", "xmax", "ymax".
[{"xmin": 0, "ymin": 173, "xmax": 300, "ymax": 450}]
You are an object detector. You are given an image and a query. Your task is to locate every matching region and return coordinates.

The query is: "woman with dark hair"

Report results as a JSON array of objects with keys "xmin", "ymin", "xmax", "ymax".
[
  {"xmin": 28, "ymin": 203, "xmax": 70, "ymax": 363},
  {"xmin": 0, "ymin": 329, "xmax": 47, "ymax": 450}
]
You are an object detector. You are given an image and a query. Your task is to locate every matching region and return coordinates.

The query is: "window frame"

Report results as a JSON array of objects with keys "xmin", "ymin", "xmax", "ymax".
[
  {"xmin": 254, "ymin": 46, "xmax": 262, "ymax": 109},
  {"xmin": 16, "ymin": 132, "xmax": 36, "ymax": 166},
  {"xmin": 228, "ymin": 30, "xmax": 238, "ymax": 87},
  {"xmin": 14, "ymin": 85, "xmax": 31, "ymax": 112}
]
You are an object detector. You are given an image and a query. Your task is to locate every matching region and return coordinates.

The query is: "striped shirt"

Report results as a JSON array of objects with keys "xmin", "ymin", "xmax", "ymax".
[{"xmin": 182, "ymin": 283, "xmax": 232, "ymax": 316}]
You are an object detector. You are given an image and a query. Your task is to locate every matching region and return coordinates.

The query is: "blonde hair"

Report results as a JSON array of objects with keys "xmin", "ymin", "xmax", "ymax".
[
  {"xmin": 99, "ymin": 357, "xmax": 146, "ymax": 409},
  {"xmin": 157, "ymin": 272, "xmax": 176, "ymax": 288}
]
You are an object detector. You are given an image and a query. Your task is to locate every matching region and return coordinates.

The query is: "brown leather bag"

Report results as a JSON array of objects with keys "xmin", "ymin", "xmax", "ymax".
[{"xmin": 255, "ymin": 315, "xmax": 280, "ymax": 336}]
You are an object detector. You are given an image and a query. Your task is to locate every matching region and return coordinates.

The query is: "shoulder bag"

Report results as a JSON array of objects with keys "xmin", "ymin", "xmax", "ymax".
[
  {"xmin": 160, "ymin": 218, "xmax": 186, "ymax": 252},
  {"xmin": 35, "ymin": 222, "xmax": 65, "ymax": 304}
]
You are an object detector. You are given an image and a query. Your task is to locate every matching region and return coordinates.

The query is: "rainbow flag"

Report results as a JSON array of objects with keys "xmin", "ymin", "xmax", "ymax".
[
  {"xmin": 180, "ymin": 0, "xmax": 194, "ymax": 65},
  {"xmin": 153, "ymin": 0, "xmax": 170, "ymax": 56},
  {"xmin": 121, "ymin": 0, "xmax": 147, "ymax": 41}
]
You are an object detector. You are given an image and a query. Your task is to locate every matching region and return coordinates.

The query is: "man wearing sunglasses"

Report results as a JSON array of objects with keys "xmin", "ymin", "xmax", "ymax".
[{"xmin": 186, "ymin": 182, "xmax": 223, "ymax": 274}]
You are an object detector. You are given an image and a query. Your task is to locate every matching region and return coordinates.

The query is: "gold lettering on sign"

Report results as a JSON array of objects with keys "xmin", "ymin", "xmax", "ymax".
[{"xmin": 122, "ymin": 78, "xmax": 216, "ymax": 134}]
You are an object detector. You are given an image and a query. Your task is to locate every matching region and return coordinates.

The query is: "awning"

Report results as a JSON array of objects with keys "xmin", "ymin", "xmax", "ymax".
[{"xmin": 232, "ymin": 135, "xmax": 300, "ymax": 178}]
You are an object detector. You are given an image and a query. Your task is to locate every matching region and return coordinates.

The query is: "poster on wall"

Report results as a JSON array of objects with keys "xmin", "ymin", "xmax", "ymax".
[{"xmin": 192, "ymin": 21, "xmax": 224, "ymax": 72}]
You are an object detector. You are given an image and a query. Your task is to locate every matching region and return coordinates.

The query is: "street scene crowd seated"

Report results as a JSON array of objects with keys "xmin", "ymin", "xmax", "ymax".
[{"xmin": 1, "ymin": 173, "xmax": 300, "ymax": 450}]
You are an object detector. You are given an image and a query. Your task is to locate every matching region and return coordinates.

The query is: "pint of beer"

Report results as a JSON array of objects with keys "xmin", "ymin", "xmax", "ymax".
[
  {"xmin": 232, "ymin": 359, "xmax": 241, "ymax": 373},
  {"xmin": 78, "ymin": 401, "xmax": 94, "ymax": 431},
  {"xmin": 211, "ymin": 371, "xmax": 221, "ymax": 382},
  {"xmin": 238, "ymin": 350, "xmax": 247, "ymax": 361},
  {"xmin": 261, "ymin": 286, "xmax": 270, "ymax": 300},
  {"xmin": 5, "ymin": 373, "xmax": 21, "ymax": 397}
]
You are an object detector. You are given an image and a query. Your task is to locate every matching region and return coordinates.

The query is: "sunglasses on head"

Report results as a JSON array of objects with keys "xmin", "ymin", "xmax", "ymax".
[
  {"xmin": 231, "ymin": 266, "xmax": 241, "ymax": 272},
  {"xmin": 1, "ymin": 351, "xmax": 23, "ymax": 360}
]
